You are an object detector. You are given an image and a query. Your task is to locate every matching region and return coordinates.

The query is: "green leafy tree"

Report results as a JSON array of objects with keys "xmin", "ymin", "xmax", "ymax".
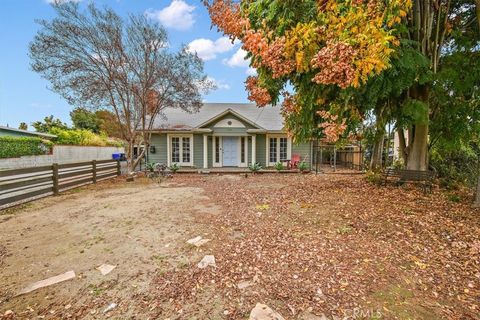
[
  {"xmin": 18, "ymin": 122, "xmax": 28, "ymax": 130},
  {"xmin": 70, "ymin": 107, "xmax": 101, "ymax": 133},
  {"xmin": 32, "ymin": 115, "xmax": 68, "ymax": 133}
]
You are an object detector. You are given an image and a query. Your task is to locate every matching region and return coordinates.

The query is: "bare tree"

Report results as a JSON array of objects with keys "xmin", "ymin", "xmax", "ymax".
[{"xmin": 30, "ymin": 2, "xmax": 213, "ymax": 172}]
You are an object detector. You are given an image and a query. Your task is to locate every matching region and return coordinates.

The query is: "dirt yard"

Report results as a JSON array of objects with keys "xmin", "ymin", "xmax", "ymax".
[{"xmin": 0, "ymin": 173, "xmax": 479, "ymax": 319}]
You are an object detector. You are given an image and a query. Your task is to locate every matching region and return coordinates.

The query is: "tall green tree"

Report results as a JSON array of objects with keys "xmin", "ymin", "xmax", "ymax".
[
  {"xmin": 32, "ymin": 115, "xmax": 68, "ymax": 133},
  {"xmin": 70, "ymin": 107, "xmax": 101, "ymax": 133}
]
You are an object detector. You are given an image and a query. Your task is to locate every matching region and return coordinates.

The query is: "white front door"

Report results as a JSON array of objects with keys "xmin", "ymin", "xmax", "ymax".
[{"xmin": 222, "ymin": 137, "xmax": 238, "ymax": 166}]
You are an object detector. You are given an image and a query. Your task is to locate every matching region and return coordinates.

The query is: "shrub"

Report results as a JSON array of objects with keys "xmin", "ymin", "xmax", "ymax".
[
  {"xmin": 0, "ymin": 136, "xmax": 53, "ymax": 158},
  {"xmin": 274, "ymin": 162, "xmax": 284, "ymax": 171},
  {"xmin": 248, "ymin": 162, "xmax": 262, "ymax": 173},
  {"xmin": 298, "ymin": 161, "xmax": 308, "ymax": 172},
  {"xmin": 365, "ymin": 170, "xmax": 382, "ymax": 185},
  {"xmin": 48, "ymin": 127, "xmax": 123, "ymax": 147},
  {"xmin": 169, "ymin": 163, "xmax": 180, "ymax": 173}
]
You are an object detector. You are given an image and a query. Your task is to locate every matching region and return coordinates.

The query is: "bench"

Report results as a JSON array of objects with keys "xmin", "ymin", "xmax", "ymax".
[{"xmin": 383, "ymin": 168, "xmax": 436, "ymax": 193}]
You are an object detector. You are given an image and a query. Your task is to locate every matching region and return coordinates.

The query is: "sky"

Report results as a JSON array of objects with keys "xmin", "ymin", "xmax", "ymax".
[{"xmin": 0, "ymin": 0, "xmax": 254, "ymax": 128}]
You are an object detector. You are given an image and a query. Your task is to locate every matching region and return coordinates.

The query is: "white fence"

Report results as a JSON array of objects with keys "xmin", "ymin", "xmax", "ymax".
[{"xmin": 0, "ymin": 145, "xmax": 125, "ymax": 170}]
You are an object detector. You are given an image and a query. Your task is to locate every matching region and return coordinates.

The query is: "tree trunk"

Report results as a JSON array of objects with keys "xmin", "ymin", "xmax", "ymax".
[
  {"xmin": 370, "ymin": 133, "xmax": 384, "ymax": 170},
  {"xmin": 474, "ymin": 174, "xmax": 480, "ymax": 208},
  {"xmin": 127, "ymin": 140, "xmax": 135, "ymax": 173},
  {"xmin": 406, "ymin": 123, "xmax": 429, "ymax": 170},
  {"xmin": 397, "ymin": 128, "xmax": 408, "ymax": 164}
]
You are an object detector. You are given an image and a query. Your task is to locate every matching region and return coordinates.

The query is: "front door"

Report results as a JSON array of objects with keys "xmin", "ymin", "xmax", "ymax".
[{"xmin": 222, "ymin": 137, "xmax": 238, "ymax": 166}]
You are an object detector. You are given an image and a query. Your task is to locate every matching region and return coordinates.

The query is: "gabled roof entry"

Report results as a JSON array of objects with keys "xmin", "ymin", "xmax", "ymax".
[{"xmin": 195, "ymin": 108, "xmax": 265, "ymax": 130}]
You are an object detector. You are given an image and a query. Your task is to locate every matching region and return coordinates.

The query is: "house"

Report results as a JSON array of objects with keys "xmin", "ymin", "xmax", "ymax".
[
  {"xmin": 0, "ymin": 126, "xmax": 57, "ymax": 139},
  {"xmin": 146, "ymin": 103, "xmax": 313, "ymax": 169}
]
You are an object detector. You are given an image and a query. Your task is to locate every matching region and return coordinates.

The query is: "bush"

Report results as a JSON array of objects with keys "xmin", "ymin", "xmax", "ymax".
[
  {"xmin": 430, "ymin": 144, "xmax": 479, "ymax": 189},
  {"xmin": 0, "ymin": 136, "xmax": 53, "ymax": 158},
  {"xmin": 298, "ymin": 161, "xmax": 308, "ymax": 172},
  {"xmin": 248, "ymin": 162, "xmax": 262, "ymax": 173},
  {"xmin": 49, "ymin": 128, "xmax": 123, "ymax": 147},
  {"xmin": 169, "ymin": 163, "xmax": 180, "ymax": 173},
  {"xmin": 274, "ymin": 162, "xmax": 284, "ymax": 171},
  {"xmin": 365, "ymin": 170, "xmax": 382, "ymax": 185}
]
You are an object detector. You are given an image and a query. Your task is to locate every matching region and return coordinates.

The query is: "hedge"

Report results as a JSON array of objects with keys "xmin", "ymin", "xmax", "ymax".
[
  {"xmin": 48, "ymin": 128, "xmax": 124, "ymax": 147},
  {"xmin": 0, "ymin": 136, "xmax": 53, "ymax": 159}
]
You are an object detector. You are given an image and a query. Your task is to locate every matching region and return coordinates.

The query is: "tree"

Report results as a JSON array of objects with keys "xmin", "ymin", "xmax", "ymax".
[
  {"xmin": 30, "ymin": 2, "xmax": 212, "ymax": 171},
  {"xmin": 32, "ymin": 115, "xmax": 68, "ymax": 133},
  {"xmin": 70, "ymin": 107, "xmax": 101, "ymax": 133},
  {"xmin": 204, "ymin": 0, "xmax": 410, "ymax": 145},
  {"xmin": 18, "ymin": 122, "xmax": 28, "ymax": 130},
  {"xmin": 95, "ymin": 110, "xmax": 124, "ymax": 139}
]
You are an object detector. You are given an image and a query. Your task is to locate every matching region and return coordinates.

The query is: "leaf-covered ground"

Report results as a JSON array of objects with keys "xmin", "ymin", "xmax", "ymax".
[{"xmin": 147, "ymin": 173, "xmax": 479, "ymax": 319}]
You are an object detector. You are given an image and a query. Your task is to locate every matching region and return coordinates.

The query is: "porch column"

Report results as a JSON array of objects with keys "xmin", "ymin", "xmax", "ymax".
[
  {"xmin": 203, "ymin": 135, "xmax": 208, "ymax": 169},
  {"xmin": 251, "ymin": 135, "xmax": 256, "ymax": 165}
]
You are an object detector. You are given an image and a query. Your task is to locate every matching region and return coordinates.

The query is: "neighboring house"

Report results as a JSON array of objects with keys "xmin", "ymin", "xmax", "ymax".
[
  {"xmin": 0, "ymin": 126, "xmax": 57, "ymax": 139},
  {"xmin": 147, "ymin": 103, "xmax": 313, "ymax": 169}
]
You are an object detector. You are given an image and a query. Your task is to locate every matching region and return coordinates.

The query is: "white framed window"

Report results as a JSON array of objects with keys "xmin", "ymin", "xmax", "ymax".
[
  {"xmin": 266, "ymin": 135, "xmax": 291, "ymax": 166},
  {"xmin": 167, "ymin": 134, "xmax": 193, "ymax": 166}
]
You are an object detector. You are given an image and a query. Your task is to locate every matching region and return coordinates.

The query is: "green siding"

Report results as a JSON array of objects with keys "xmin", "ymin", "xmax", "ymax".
[
  {"xmin": 292, "ymin": 142, "xmax": 313, "ymax": 168},
  {"xmin": 193, "ymin": 134, "xmax": 203, "ymax": 168},
  {"xmin": 148, "ymin": 134, "xmax": 168, "ymax": 164},
  {"xmin": 255, "ymin": 134, "xmax": 266, "ymax": 167},
  {"xmin": 207, "ymin": 136, "xmax": 213, "ymax": 167}
]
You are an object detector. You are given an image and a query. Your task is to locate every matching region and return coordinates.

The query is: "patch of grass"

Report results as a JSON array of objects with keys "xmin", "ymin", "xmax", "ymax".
[
  {"xmin": 448, "ymin": 194, "xmax": 461, "ymax": 203},
  {"xmin": 371, "ymin": 284, "xmax": 439, "ymax": 319},
  {"xmin": 336, "ymin": 225, "xmax": 352, "ymax": 234},
  {"xmin": 88, "ymin": 284, "xmax": 106, "ymax": 296},
  {"xmin": 1, "ymin": 203, "xmax": 33, "ymax": 215}
]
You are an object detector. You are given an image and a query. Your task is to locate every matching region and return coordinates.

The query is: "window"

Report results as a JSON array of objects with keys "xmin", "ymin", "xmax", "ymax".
[
  {"xmin": 269, "ymin": 137, "xmax": 277, "ymax": 163},
  {"xmin": 182, "ymin": 137, "xmax": 190, "ymax": 163},
  {"xmin": 170, "ymin": 135, "xmax": 192, "ymax": 165},
  {"xmin": 171, "ymin": 137, "xmax": 180, "ymax": 163},
  {"xmin": 241, "ymin": 137, "xmax": 245, "ymax": 163},
  {"xmin": 268, "ymin": 136, "xmax": 290, "ymax": 165},
  {"xmin": 215, "ymin": 137, "xmax": 220, "ymax": 163},
  {"xmin": 279, "ymin": 137, "xmax": 288, "ymax": 161}
]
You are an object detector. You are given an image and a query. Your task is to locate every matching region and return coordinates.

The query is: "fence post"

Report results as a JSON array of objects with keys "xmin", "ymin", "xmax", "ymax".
[
  {"xmin": 116, "ymin": 160, "xmax": 121, "ymax": 176},
  {"xmin": 52, "ymin": 163, "xmax": 59, "ymax": 196},
  {"xmin": 92, "ymin": 160, "xmax": 97, "ymax": 183}
]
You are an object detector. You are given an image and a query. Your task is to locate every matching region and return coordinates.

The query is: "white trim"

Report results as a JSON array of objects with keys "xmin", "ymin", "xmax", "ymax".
[
  {"xmin": 203, "ymin": 134, "xmax": 208, "ymax": 169},
  {"xmin": 251, "ymin": 135, "xmax": 256, "ymax": 165},
  {"xmin": 266, "ymin": 134, "xmax": 292, "ymax": 167},
  {"xmin": 237, "ymin": 136, "xmax": 248, "ymax": 167},
  {"xmin": 212, "ymin": 136, "xmax": 223, "ymax": 167},
  {"xmin": 167, "ymin": 133, "xmax": 193, "ymax": 167},
  {"xmin": 195, "ymin": 108, "xmax": 265, "ymax": 129}
]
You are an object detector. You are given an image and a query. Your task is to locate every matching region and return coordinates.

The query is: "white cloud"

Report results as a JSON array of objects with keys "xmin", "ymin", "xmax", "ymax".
[
  {"xmin": 207, "ymin": 77, "xmax": 230, "ymax": 90},
  {"xmin": 145, "ymin": 0, "xmax": 195, "ymax": 31},
  {"xmin": 187, "ymin": 37, "xmax": 235, "ymax": 61},
  {"xmin": 223, "ymin": 48, "xmax": 250, "ymax": 68},
  {"xmin": 246, "ymin": 67, "xmax": 257, "ymax": 76}
]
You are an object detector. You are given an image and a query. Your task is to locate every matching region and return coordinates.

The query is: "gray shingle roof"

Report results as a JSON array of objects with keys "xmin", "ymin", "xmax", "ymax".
[
  {"xmin": 0, "ymin": 126, "xmax": 57, "ymax": 138},
  {"xmin": 153, "ymin": 103, "xmax": 285, "ymax": 131}
]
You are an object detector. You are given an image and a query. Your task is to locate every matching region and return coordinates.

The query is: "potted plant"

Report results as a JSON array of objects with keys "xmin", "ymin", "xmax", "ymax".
[
  {"xmin": 169, "ymin": 163, "xmax": 180, "ymax": 173},
  {"xmin": 248, "ymin": 162, "xmax": 262, "ymax": 174},
  {"xmin": 274, "ymin": 162, "xmax": 284, "ymax": 172},
  {"xmin": 298, "ymin": 161, "xmax": 308, "ymax": 173}
]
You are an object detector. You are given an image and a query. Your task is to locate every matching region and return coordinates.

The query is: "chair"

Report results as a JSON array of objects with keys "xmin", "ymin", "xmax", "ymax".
[{"xmin": 288, "ymin": 154, "xmax": 301, "ymax": 169}]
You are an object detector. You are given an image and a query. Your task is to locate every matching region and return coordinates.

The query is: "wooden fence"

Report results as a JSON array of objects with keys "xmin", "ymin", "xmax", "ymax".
[{"xmin": 0, "ymin": 160, "xmax": 121, "ymax": 209}]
